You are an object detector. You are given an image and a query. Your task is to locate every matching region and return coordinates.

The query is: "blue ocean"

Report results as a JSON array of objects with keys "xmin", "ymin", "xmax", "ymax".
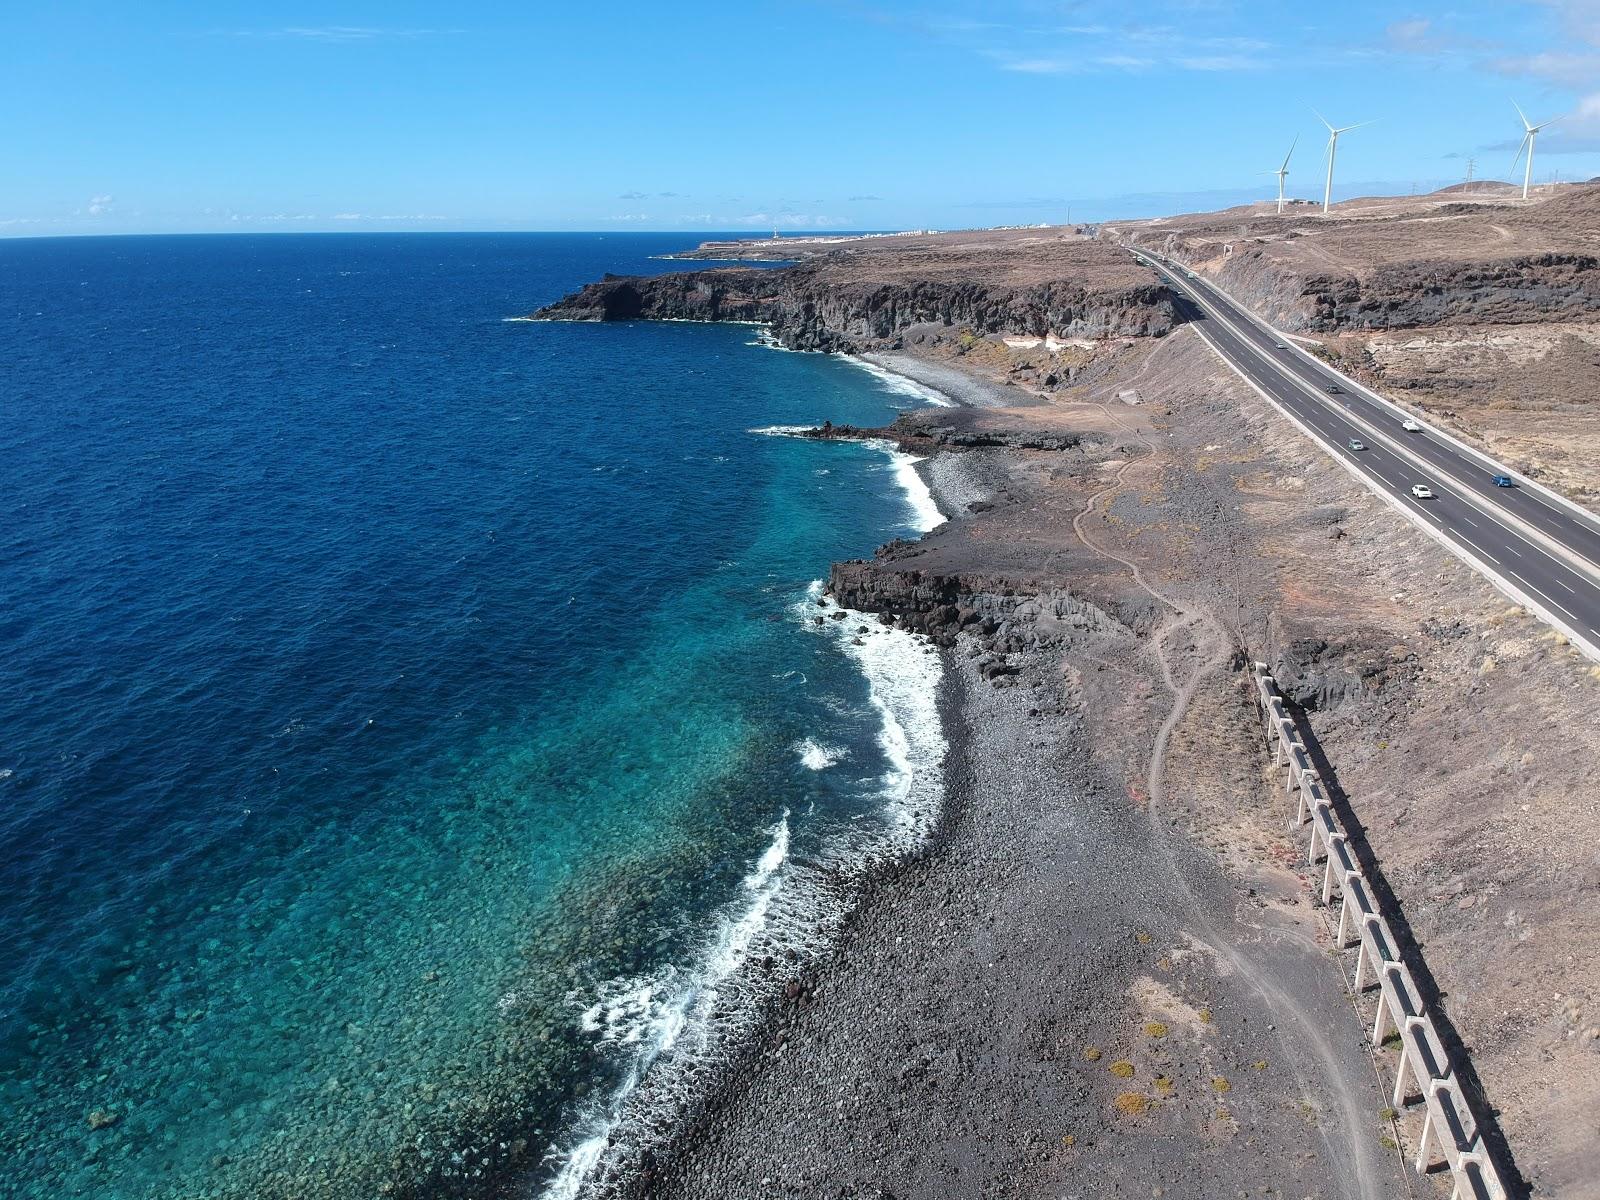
[{"xmin": 0, "ymin": 234, "xmax": 948, "ymax": 1199}]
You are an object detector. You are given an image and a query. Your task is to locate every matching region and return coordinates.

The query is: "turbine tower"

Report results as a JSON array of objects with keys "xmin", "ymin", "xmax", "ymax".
[
  {"xmin": 1315, "ymin": 111, "xmax": 1371, "ymax": 216},
  {"xmin": 1269, "ymin": 137, "xmax": 1297, "ymax": 214},
  {"xmin": 1511, "ymin": 102, "xmax": 1561, "ymax": 200}
]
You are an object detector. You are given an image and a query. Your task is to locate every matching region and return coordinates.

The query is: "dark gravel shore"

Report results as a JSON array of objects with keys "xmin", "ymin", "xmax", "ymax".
[{"xmin": 589, "ymin": 439, "xmax": 1404, "ymax": 1200}]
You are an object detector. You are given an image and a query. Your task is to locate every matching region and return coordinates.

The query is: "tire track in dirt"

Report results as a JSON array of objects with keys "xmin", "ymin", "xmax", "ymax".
[{"xmin": 1064, "ymin": 335, "xmax": 1394, "ymax": 1200}]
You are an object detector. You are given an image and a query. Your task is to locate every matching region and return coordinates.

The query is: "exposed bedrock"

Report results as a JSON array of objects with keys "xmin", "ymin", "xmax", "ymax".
[
  {"xmin": 1161, "ymin": 238, "xmax": 1600, "ymax": 333},
  {"xmin": 533, "ymin": 263, "xmax": 1175, "ymax": 351},
  {"xmin": 1267, "ymin": 627, "xmax": 1423, "ymax": 712},
  {"xmin": 825, "ymin": 551, "xmax": 1124, "ymax": 656}
]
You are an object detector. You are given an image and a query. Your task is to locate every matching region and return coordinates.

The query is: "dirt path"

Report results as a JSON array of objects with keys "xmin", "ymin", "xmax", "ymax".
[{"xmin": 1063, "ymin": 347, "xmax": 1397, "ymax": 1200}]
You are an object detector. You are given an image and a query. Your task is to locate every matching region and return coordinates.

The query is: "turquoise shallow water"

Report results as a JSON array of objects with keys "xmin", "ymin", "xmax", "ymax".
[{"xmin": 0, "ymin": 234, "xmax": 946, "ymax": 1198}]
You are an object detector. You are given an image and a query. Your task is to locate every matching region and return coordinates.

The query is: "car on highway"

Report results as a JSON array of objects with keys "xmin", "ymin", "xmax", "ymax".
[
  {"xmin": 1410, "ymin": 484, "xmax": 1435, "ymax": 499},
  {"xmin": 1274, "ymin": 341, "xmax": 1288, "ymax": 349},
  {"xmin": 1492, "ymin": 475, "xmax": 1515, "ymax": 488},
  {"xmin": 1401, "ymin": 419, "xmax": 1421, "ymax": 431},
  {"xmin": 1347, "ymin": 438, "xmax": 1366, "ymax": 451},
  {"xmin": 1324, "ymin": 384, "xmax": 1343, "ymax": 394}
]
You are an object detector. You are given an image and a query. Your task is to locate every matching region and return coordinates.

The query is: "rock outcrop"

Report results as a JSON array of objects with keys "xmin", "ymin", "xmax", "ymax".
[
  {"xmin": 1190, "ymin": 245, "xmax": 1600, "ymax": 333},
  {"xmin": 533, "ymin": 245, "xmax": 1176, "ymax": 352}
]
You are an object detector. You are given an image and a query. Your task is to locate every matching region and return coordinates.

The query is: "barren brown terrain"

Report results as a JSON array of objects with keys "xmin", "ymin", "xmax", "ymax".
[{"xmin": 852, "ymin": 325, "xmax": 1600, "ymax": 1198}]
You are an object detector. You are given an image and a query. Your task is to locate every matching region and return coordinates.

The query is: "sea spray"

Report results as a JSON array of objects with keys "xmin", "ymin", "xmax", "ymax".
[
  {"xmin": 839, "ymin": 355, "xmax": 959, "ymax": 407},
  {"xmin": 537, "ymin": 592, "xmax": 946, "ymax": 1200}
]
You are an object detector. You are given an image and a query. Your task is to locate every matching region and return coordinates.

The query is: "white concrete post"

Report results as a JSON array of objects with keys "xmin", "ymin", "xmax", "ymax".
[
  {"xmin": 1372, "ymin": 989, "xmax": 1391, "ymax": 1044},
  {"xmin": 1322, "ymin": 851, "xmax": 1338, "ymax": 904},
  {"xmin": 1338, "ymin": 893, "xmax": 1353, "ymax": 947},
  {"xmin": 1415, "ymin": 1106, "xmax": 1436, "ymax": 1173},
  {"xmin": 1392, "ymin": 1042, "xmax": 1410, "ymax": 1107},
  {"xmin": 1353, "ymin": 935, "xmax": 1369, "ymax": 990}
]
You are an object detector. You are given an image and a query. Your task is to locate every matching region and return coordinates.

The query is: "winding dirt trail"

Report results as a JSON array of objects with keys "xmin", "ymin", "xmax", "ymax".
[{"xmin": 1060, "ymin": 336, "xmax": 1395, "ymax": 1200}]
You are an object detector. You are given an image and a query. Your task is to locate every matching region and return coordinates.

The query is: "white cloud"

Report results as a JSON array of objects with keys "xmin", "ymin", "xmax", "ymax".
[
  {"xmin": 1489, "ymin": 50, "xmax": 1600, "ymax": 86},
  {"xmin": 86, "ymin": 194, "xmax": 114, "ymax": 216},
  {"xmin": 222, "ymin": 26, "xmax": 461, "ymax": 41}
]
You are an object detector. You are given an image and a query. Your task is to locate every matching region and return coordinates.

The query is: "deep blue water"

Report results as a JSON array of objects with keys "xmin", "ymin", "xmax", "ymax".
[{"xmin": 0, "ymin": 234, "xmax": 946, "ymax": 1199}]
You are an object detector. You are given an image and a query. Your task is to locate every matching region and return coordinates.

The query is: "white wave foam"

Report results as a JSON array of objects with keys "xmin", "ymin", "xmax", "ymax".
[
  {"xmin": 799, "ymin": 593, "xmax": 945, "ymax": 843},
  {"xmin": 536, "ymin": 439, "xmax": 950, "ymax": 1196},
  {"xmin": 745, "ymin": 326, "xmax": 800, "ymax": 352},
  {"xmin": 840, "ymin": 355, "xmax": 958, "ymax": 407},
  {"xmin": 747, "ymin": 424, "xmax": 817, "ymax": 437},
  {"xmin": 869, "ymin": 441, "xmax": 944, "ymax": 533},
  {"xmin": 541, "ymin": 812, "xmax": 794, "ymax": 1198},
  {"xmin": 794, "ymin": 738, "xmax": 846, "ymax": 771}
]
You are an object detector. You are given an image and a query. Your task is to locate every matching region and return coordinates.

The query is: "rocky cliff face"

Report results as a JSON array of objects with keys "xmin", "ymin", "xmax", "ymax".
[
  {"xmin": 1152, "ymin": 232, "xmax": 1600, "ymax": 336},
  {"xmin": 1161, "ymin": 239, "xmax": 1600, "ymax": 334},
  {"xmin": 533, "ymin": 261, "xmax": 1175, "ymax": 352}
]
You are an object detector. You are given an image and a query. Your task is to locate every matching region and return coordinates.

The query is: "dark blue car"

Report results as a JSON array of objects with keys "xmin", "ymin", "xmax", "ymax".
[{"xmin": 1492, "ymin": 475, "xmax": 1515, "ymax": 487}]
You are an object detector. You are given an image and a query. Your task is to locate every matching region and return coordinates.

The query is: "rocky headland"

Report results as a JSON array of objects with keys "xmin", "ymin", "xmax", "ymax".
[{"xmin": 534, "ymin": 236, "xmax": 1174, "ymax": 351}]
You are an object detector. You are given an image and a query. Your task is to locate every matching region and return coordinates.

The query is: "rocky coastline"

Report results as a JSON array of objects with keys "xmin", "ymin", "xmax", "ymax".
[
  {"xmin": 532, "ymin": 238, "xmax": 1176, "ymax": 352},
  {"xmin": 517, "ymin": 191, "xmax": 1600, "ymax": 1199}
]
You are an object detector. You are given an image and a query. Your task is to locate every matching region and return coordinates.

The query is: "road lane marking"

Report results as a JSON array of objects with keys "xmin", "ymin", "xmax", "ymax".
[
  {"xmin": 1506, "ymin": 569, "xmax": 1580, "ymax": 618},
  {"xmin": 1186, "ymin": 279, "xmax": 1600, "ymax": 582},
  {"xmin": 1151, "ymin": 250, "xmax": 1600, "ymax": 580}
]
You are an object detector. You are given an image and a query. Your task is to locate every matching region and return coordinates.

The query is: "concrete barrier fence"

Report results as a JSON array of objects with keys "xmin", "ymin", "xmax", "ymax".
[{"xmin": 1250, "ymin": 663, "xmax": 1510, "ymax": 1200}]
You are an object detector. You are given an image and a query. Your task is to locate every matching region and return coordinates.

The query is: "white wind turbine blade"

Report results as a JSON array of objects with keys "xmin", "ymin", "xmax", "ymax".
[
  {"xmin": 1513, "ymin": 100, "xmax": 1533, "ymax": 132},
  {"xmin": 1312, "ymin": 108, "xmax": 1336, "ymax": 133},
  {"xmin": 1510, "ymin": 130, "xmax": 1532, "ymax": 175},
  {"xmin": 1280, "ymin": 135, "xmax": 1298, "ymax": 173},
  {"xmin": 1335, "ymin": 119, "xmax": 1375, "ymax": 135},
  {"xmin": 1532, "ymin": 113, "xmax": 1564, "ymax": 134}
]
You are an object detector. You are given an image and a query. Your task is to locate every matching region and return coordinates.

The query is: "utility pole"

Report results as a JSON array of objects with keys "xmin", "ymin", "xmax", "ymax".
[{"xmin": 1465, "ymin": 157, "xmax": 1475, "ymax": 192}]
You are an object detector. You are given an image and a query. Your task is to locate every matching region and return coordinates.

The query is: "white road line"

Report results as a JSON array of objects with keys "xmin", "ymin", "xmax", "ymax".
[
  {"xmin": 1505, "ymin": 570, "xmax": 1574, "ymax": 619},
  {"xmin": 1152, "ymin": 250, "xmax": 1600, "ymax": 582},
  {"xmin": 1460, "ymin": 517, "xmax": 1478, "ymax": 529}
]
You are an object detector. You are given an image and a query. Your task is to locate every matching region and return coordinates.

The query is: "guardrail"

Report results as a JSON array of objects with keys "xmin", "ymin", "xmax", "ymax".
[{"xmin": 1250, "ymin": 662, "xmax": 1509, "ymax": 1200}]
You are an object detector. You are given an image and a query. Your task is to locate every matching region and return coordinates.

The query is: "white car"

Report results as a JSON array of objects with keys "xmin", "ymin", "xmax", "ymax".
[
  {"xmin": 1410, "ymin": 484, "xmax": 1434, "ymax": 499},
  {"xmin": 1401, "ymin": 419, "xmax": 1421, "ymax": 432}
]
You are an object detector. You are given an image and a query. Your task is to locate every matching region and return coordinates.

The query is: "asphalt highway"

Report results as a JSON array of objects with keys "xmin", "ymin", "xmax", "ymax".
[{"xmin": 1130, "ymin": 248, "xmax": 1600, "ymax": 654}]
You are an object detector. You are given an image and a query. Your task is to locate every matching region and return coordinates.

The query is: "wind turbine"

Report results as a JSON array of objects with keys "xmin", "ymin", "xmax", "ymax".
[
  {"xmin": 1511, "ymin": 102, "xmax": 1561, "ymax": 200},
  {"xmin": 1266, "ymin": 137, "xmax": 1297, "ymax": 214},
  {"xmin": 1315, "ymin": 110, "xmax": 1372, "ymax": 216}
]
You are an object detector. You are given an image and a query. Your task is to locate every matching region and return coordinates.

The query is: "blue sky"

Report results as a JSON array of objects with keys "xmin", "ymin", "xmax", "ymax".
[{"xmin": 5, "ymin": 1, "xmax": 1600, "ymax": 235}]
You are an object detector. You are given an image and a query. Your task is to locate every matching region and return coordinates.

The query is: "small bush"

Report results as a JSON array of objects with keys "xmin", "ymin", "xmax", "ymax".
[
  {"xmin": 1083, "ymin": 1046, "xmax": 1102, "ymax": 1062},
  {"xmin": 1154, "ymin": 1075, "xmax": 1175, "ymax": 1095},
  {"xmin": 1212, "ymin": 1076, "xmax": 1232, "ymax": 1094},
  {"xmin": 1379, "ymin": 1107, "xmax": 1397, "ymax": 1121},
  {"xmin": 1114, "ymin": 1092, "xmax": 1148, "ymax": 1116},
  {"xmin": 1060, "ymin": 1132, "xmax": 1076, "ymax": 1147},
  {"xmin": 1251, "ymin": 1059, "xmax": 1267, "ymax": 1070},
  {"xmin": 1109, "ymin": 1060, "xmax": 1136, "ymax": 1078},
  {"xmin": 1145, "ymin": 1022, "xmax": 1169, "ymax": 1039},
  {"xmin": 1198, "ymin": 1007, "xmax": 1213, "ymax": 1024}
]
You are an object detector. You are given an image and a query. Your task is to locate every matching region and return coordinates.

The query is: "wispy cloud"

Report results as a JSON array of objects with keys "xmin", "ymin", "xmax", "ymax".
[
  {"xmin": 939, "ymin": 10, "xmax": 1275, "ymax": 75},
  {"xmin": 218, "ymin": 26, "xmax": 462, "ymax": 42},
  {"xmin": 1487, "ymin": 49, "xmax": 1600, "ymax": 87}
]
